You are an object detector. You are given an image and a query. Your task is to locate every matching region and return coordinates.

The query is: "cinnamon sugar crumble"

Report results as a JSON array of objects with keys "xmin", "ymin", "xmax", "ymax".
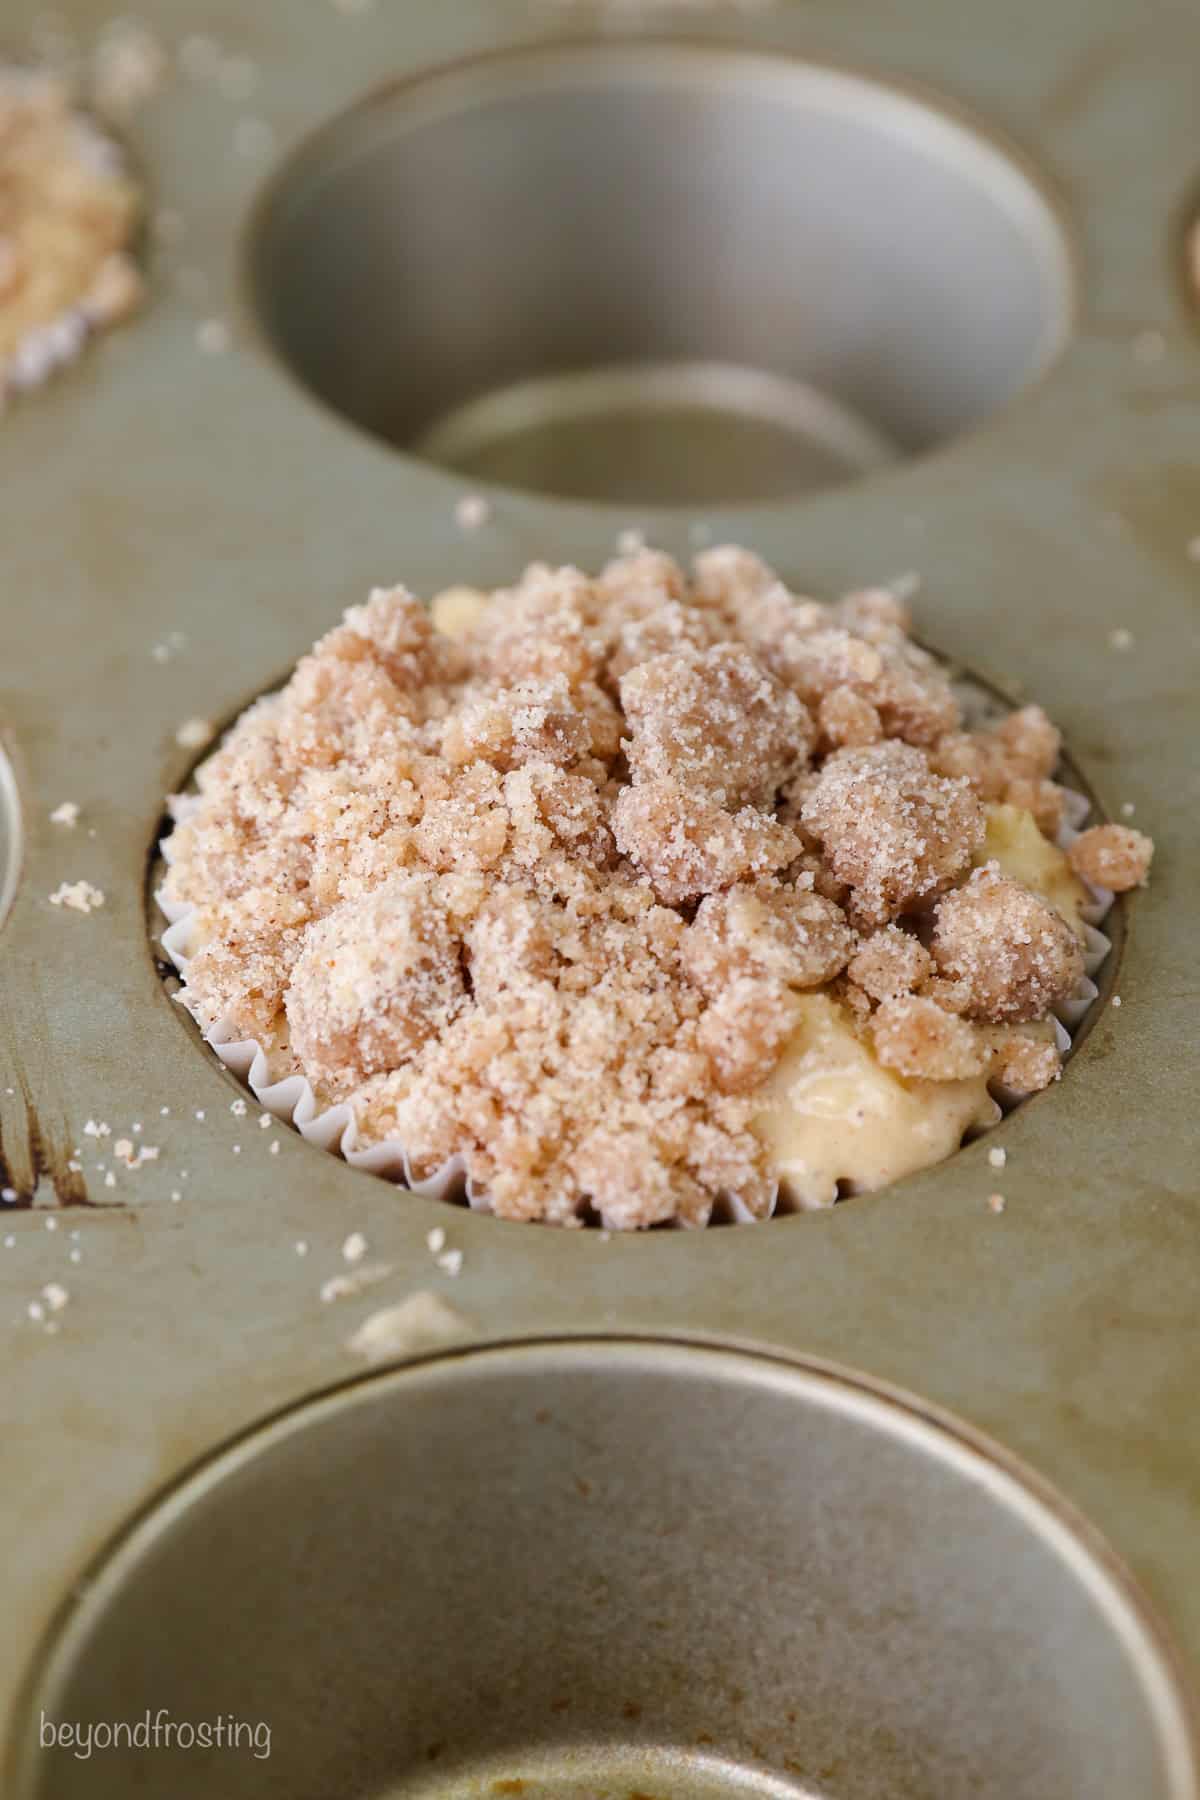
[
  {"xmin": 165, "ymin": 549, "xmax": 1149, "ymax": 1227},
  {"xmin": 1067, "ymin": 824, "xmax": 1153, "ymax": 892}
]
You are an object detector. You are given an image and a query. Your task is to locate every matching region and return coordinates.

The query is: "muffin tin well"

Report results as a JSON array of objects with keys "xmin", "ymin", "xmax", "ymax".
[
  {"xmin": 1, "ymin": 0, "xmax": 1199, "ymax": 1790},
  {"xmin": 249, "ymin": 43, "xmax": 1075, "ymax": 504},
  {"xmin": 12, "ymin": 1342, "xmax": 1198, "ymax": 1799}
]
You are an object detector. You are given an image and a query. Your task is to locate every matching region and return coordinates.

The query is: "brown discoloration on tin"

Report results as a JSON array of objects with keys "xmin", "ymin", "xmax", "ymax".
[
  {"xmin": 1037, "ymin": 28, "xmax": 1140, "ymax": 127},
  {"xmin": 0, "ymin": 1082, "xmax": 91, "ymax": 1208}
]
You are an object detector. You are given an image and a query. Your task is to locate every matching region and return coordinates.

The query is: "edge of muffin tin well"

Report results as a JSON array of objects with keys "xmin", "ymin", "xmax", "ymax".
[{"xmin": 1, "ymin": 0, "xmax": 1199, "ymax": 1775}]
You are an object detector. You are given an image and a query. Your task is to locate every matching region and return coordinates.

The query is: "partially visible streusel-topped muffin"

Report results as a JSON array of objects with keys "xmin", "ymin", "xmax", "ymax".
[
  {"xmin": 164, "ymin": 548, "xmax": 1151, "ymax": 1226},
  {"xmin": 0, "ymin": 65, "xmax": 142, "ymax": 403}
]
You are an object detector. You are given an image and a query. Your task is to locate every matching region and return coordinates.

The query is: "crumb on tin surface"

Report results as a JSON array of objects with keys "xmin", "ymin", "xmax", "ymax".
[
  {"xmin": 196, "ymin": 317, "xmax": 230, "ymax": 354},
  {"xmin": 454, "ymin": 493, "xmax": 491, "ymax": 532},
  {"xmin": 176, "ymin": 718, "xmax": 216, "ymax": 750},
  {"xmin": 49, "ymin": 879, "xmax": 104, "ymax": 913},
  {"xmin": 346, "ymin": 1290, "xmax": 472, "ymax": 1363},
  {"xmin": 166, "ymin": 548, "xmax": 1136, "ymax": 1227}
]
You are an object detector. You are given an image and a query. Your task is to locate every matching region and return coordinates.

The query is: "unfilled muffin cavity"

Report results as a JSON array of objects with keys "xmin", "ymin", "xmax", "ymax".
[
  {"xmin": 162, "ymin": 549, "xmax": 1151, "ymax": 1227},
  {"xmin": 0, "ymin": 64, "xmax": 142, "ymax": 404}
]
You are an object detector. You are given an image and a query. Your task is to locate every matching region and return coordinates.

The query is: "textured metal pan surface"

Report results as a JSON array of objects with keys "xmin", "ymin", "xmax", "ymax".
[{"xmin": 1, "ymin": 0, "xmax": 1198, "ymax": 1784}]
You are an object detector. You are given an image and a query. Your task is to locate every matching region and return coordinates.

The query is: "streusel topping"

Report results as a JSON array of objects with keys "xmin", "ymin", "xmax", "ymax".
[
  {"xmin": 0, "ymin": 67, "xmax": 142, "ymax": 399},
  {"xmin": 166, "ymin": 550, "xmax": 1150, "ymax": 1226}
]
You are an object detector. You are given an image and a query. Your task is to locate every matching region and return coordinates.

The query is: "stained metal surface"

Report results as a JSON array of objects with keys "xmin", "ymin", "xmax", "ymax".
[
  {"xmin": 12, "ymin": 1342, "xmax": 1198, "ymax": 1798},
  {"xmin": 1, "ymin": 0, "xmax": 1199, "ymax": 1791}
]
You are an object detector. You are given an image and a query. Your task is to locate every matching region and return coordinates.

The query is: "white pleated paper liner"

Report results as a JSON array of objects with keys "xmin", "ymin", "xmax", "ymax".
[{"xmin": 157, "ymin": 785, "xmax": 1114, "ymax": 1226}]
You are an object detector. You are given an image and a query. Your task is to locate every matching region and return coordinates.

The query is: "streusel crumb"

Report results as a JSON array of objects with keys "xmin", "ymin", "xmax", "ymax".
[
  {"xmin": 166, "ymin": 548, "xmax": 1139, "ymax": 1226},
  {"xmin": 848, "ymin": 925, "xmax": 933, "ymax": 1003},
  {"xmin": 801, "ymin": 742, "xmax": 984, "ymax": 928},
  {"xmin": 872, "ymin": 996, "xmax": 987, "ymax": 1082},
  {"xmin": 932, "ymin": 866, "xmax": 1084, "ymax": 1024},
  {"xmin": 1067, "ymin": 824, "xmax": 1154, "ymax": 892}
]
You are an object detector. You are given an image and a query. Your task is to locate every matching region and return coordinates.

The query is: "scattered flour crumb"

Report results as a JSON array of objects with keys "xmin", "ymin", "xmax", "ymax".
[
  {"xmin": 294, "ymin": 1239, "xmax": 308, "ymax": 1256},
  {"xmin": 617, "ymin": 526, "xmax": 645, "ymax": 555},
  {"xmin": 1108, "ymin": 627, "xmax": 1134, "ymax": 652},
  {"xmin": 268, "ymin": 1140, "xmax": 280, "ymax": 1154},
  {"xmin": 454, "ymin": 493, "xmax": 491, "ymax": 532},
  {"xmin": 3, "ymin": 1234, "xmax": 14, "ymax": 1247},
  {"xmin": 104, "ymin": 1171, "xmax": 116, "ymax": 1188},
  {"xmin": 176, "ymin": 717, "xmax": 216, "ymax": 750},
  {"xmin": 49, "ymin": 801, "xmax": 79, "ymax": 827},
  {"xmin": 230, "ymin": 1098, "xmax": 247, "ymax": 1116},
  {"xmin": 346, "ymin": 1289, "xmax": 473, "ymax": 1363},
  {"xmin": 170, "ymin": 1190, "xmax": 182, "ymax": 1202},
  {"xmin": 1112, "ymin": 995, "xmax": 1122, "ymax": 1008},
  {"xmin": 196, "ymin": 317, "xmax": 231, "ymax": 355},
  {"xmin": 27, "ymin": 1301, "xmax": 44, "ymax": 1323},
  {"xmin": 50, "ymin": 880, "xmax": 104, "ymax": 913},
  {"xmin": 425, "ymin": 1226, "xmax": 446, "ymax": 1255},
  {"xmin": 84, "ymin": 1119, "xmax": 111, "ymax": 1139},
  {"xmin": 68, "ymin": 1247, "xmax": 81, "ymax": 1263},
  {"xmin": 321, "ymin": 1261, "xmax": 391, "ymax": 1303},
  {"xmin": 44, "ymin": 1217, "xmax": 57, "ymax": 1232},
  {"xmin": 259, "ymin": 1114, "xmax": 272, "ymax": 1129},
  {"xmin": 41, "ymin": 1281, "xmax": 68, "ymax": 1311},
  {"xmin": 436, "ymin": 1247, "xmax": 463, "ymax": 1277},
  {"xmin": 1120, "ymin": 802, "xmax": 1136, "ymax": 817},
  {"xmin": 342, "ymin": 1231, "xmax": 368, "ymax": 1263},
  {"xmin": 987, "ymin": 1146, "xmax": 1007, "ymax": 1169},
  {"xmin": 987, "ymin": 1192, "xmax": 1006, "ymax": 1213},
  {"xmin": 93, "ymin": 20, "xmax": 168, "ymax": 115},
  {"xmin": 1187, "ymin": 535, "xmax": 1200, "ymax": 563}
]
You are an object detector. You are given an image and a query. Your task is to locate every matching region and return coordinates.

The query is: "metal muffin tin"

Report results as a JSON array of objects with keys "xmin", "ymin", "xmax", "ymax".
[{"xmin": 2, "ymin": 0, "xmax": 1199, "ymax": 1794}]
